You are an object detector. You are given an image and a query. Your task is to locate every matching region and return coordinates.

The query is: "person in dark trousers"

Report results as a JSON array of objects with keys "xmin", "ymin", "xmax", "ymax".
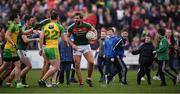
[
  {"xmin": 70, "ymin": 61, "xmax": 78, "ymax": 83},
  {"xmin": 132, "ymin": 35, "xmax": 154, "ymax": 85},
  {"xmin": 154, "ymin": 28, "xmax": 177, "ymax": 86},
  {"xmin": 58, "ymin": 37, "xmax": 73, "ymax": 86},
  {"xmin": 107, "ymin": 28, "xmax": 128, "ymax": 85},
  {"xmin": 165, "ymin": 29, "xmax": 179, "ymax": 77},
  {"xmin": 97, "ymin": 31, "xmax": 106, "ymax": 82},
  {"xmin": 104, "ymin": 27, "xmax": 116, "ymax": 84}
]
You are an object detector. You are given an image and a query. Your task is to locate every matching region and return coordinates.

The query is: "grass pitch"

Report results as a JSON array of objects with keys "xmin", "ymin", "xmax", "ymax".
[{"xmin": 0, "ymin": 70, "xmax": 179, "ymax": 93}]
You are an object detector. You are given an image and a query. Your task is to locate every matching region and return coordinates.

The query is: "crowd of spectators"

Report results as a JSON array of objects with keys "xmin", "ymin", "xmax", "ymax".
[{"xmin": 0, "ymin": 0, "xmax": 180, "ymax": 67}]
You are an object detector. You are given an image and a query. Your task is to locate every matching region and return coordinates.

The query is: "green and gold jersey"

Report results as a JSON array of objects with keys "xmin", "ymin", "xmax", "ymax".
[
  {"xmin": 4, "ymin": 21, "xmax": 20, "ymax": 49},
  {"xmin": 68, "ymin": 22, "xmax": 92, "ymax": 45},
  {"xmin": 42, "ymin": 22, "xmax": 65, "ymax": 48}
]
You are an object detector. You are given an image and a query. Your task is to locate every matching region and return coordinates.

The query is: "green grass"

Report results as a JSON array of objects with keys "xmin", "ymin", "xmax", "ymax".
[{"xmin": 0, "ymin": 70, "xmax": 179, "ymax": 93}]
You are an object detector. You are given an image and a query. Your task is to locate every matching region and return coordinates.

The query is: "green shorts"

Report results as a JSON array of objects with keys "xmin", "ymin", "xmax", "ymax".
[
  {"xmin": 44, "ymin": 48, "xmax": 60, "ymax": 60},
  {"xmin": 3, "ymin": 49, "xmax": 19, "ymax": 62}
]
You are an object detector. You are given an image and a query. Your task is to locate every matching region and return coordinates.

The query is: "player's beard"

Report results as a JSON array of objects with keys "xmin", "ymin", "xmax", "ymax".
[{"xmin": 76, "ymin": 21, "xmax": 81, "ymax": 25}]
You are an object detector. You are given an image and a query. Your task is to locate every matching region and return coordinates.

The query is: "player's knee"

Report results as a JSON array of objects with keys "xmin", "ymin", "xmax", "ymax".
[
  {"xmin": 28, "ymin": 64, "xmax": 32, "ymax": 69},
  {"xmin": 53, "ymin": 67, "xmax": 59, "ymax": 72},
  {"xmin": 75, "ymin": 64, "xmax": 80, "ymax": 69},
  {"xmin": 89, "ymin": 62, "xmax": 94, "ymax": 66},
  {"xmin": 88, "ymin": 60, "xmax": 94, "ymax": 65},
  {"xmin": 15, "ymin": 64, "xmax": 21, "ymax": 69}
]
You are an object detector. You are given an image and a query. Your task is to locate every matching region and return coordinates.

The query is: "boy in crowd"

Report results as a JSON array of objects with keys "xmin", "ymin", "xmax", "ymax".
[
  {"xmin": 58, "ymin": 37, "xmax": 73, "ymax": 86},
  {"xmin": 97, "ymin": 29, "xmax": 107, "ymax": 82},
  {"xmin": 104, "ymin": 27, "xmax": 116, "ymax": 84},
  {"xmin": 132, "ymin": 35, "xmax": 154, "ymax": 85},
  {"xmin": 107, "ymin": 28, "xmax": 128, "ymax": 85}
]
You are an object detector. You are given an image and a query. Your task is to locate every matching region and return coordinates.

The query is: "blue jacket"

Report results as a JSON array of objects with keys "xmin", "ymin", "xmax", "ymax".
[
  {"xmin": 59, "ymin": 38, "xmax": 73, "ymax": 62},
  {"xmin": 104, "ymin": 35, "xmax": 116, "ymax": 58},
  {"xmin": 112, "ymin": 36, "xmax": 125, "ymax": 58}
]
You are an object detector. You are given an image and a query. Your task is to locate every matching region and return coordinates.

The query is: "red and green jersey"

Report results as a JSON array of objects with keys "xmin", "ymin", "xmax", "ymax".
[
  {"xmin": 68, "ymin": 22, "xmax": 92, "ymax": 45},
  {"xmin": 17, "ymin": 25, "xmax": 31, "ymax": 50}
]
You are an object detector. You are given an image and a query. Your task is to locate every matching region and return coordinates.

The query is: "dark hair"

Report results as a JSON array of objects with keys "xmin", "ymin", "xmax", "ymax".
[
  {"xmin": 50, "ymin": 10, "xmax": 58, "ymax": 20},
  {"xmin": 74, "ymin": 12, "xmax": 83, "ymax": 19},
  {"xmin": 0, "ymin": 23, "xmax": 6, "ymax": 31},
  {"xmin": 9, "ymin": 13, "xmax": 18, "ymax": 21},
  {"xmin": 146, "ymin": 34, "xmax": 152, "ymax": 38},
  {"xmin": 24, "ymin": 15, "xmax": 33, "ymax": 23},
  {"xmin": 158, "ymin": 28, "xmax": 165, "ymax": 36},
  {"xmin": 107, "ymin": 27, "xmax": 115, "ymax": 32}
]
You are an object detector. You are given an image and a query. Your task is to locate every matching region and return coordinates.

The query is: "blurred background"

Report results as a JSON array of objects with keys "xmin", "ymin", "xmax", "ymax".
[{"xmin": 0, "ymin": 0, "xmax": 180, "ymax": 69}]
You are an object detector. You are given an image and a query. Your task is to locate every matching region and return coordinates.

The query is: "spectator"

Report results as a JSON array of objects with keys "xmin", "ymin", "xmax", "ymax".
[
  {"xmin": 96, "ymin": 27, "xmax": 107, "ymax": 82},
  {"xmin": 58, "ymin": 37, "xmax": 73, "ymax": 86},
  {"xmin": 132, "ymin": 35, "xmax": 154, "ymax": 85}
]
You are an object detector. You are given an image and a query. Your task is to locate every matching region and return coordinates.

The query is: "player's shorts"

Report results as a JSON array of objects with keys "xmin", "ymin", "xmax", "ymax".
[
  {"xmin": 44, "ymin": 48, "xmax": 60, "ymax": 60},
  {"xmin": 17, "ymin": 50, "xmax": 27, "ymax": 58},
  {"xmin": 3, "ymin": 49, "xmax": 19, "ymax": 62},
  {"xmin": 73, "ymin": 44, "xmax": 91, "ymax": 55}
]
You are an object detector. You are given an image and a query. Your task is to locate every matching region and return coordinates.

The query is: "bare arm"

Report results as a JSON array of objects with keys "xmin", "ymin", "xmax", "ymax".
[
  {"xmin": 5, "ymin": 31, "xmax": 15, "ymax": 46},
  {"xmin": 39, "ymin": 31, "xmax": 44, "ymax": 56},
  {"xmin": 61, "ymin": 33, "xmax": 69, "ymax": 46},
  {"xmin": 90, "ymin": 26, "xmax": 97, "ymax": 40},
  {"xmin": 67, "ymin": 32, "xmax": 74, "ymax": 46},
  {"xmin": 67, "ymin": 32, "xmax": 78, "ymax": 50},
  {"xmin": 21, "ymin": 28, "xmax": 33, "ymax": 35},
  {"xmin": 22, "ymin": 35, "xmax": 39, "ymax": 43}
]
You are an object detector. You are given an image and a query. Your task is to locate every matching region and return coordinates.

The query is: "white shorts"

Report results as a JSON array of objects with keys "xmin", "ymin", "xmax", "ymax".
[
  {"xmin": 73, "ymin": 45, "xmax": 91, "ymax": 55},
  {"xmin": 17, "ymin": 50, "xmax": 27, "ymax": 58}
]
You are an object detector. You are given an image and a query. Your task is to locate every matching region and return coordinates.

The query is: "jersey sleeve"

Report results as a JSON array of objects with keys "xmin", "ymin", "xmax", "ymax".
[
  {"xmin": 84, "ymin": 22, "xmax": 92, "ymax": 30},
  {"xmin": 56, "ymin": 23, "xmax": 65, "ymax": 34},
  {"xmin": 156, "ymin": 38, "xmax": 168, "ymax": 53},
  {"xmin": 41, "ymin": 25, "xmax": 45, "ymax": 32},
  {"xmin": 67, "ymin": 23, "xmax": 74, "ymax": 33},
  {"xmin": 7, "ymin": 22, "xmax": 15, "ymax": 33}
]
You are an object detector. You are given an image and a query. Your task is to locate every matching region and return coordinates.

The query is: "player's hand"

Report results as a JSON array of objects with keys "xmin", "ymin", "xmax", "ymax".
[
  {"xmin": 91, "ymin": 36, "xmax": 97, "ymax": 40},
  {"xmin": 39, "ymin": 49, "xmax": 43, "ymax": 56},
  {"xmin": 12, "ymin": 44, "xmax": 18, "ymax": 50},
  {"xmin": 123, "ymin": 55, "xmax": 126, "ymax": 58},
  {"xmin": 103, "ymin": 55, "xmax": 106, "ymax": 59},
  {"xmin": 128, "ymin": 49, "xmax": 132, "ymax": 53},
  {"xmin": 33, "ymin": 24, "xmax": 40, "ymax": 30},
  {"xmin": 111, "ymin": 58, "xmax": 115, "ymax": 62},
  {"xmin": 72, "ymin": 44, "xmax": 78, "ymax": 51},
  {"xmin": 96, "ymin": 48, "xmax": 99, "ymax": 52},
  {"xmin": 35, "ymin": 38, "xmax": 39, "ymax": 42}
]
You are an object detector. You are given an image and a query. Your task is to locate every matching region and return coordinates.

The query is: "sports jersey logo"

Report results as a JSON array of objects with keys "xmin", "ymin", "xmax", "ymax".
[
  {"xmin": 48, "ymin": 25, "xmax": 54, "ymax": 29},
  {"xmin": 73, "ymin": 28, "xmax": 88, "ymax": 32}
]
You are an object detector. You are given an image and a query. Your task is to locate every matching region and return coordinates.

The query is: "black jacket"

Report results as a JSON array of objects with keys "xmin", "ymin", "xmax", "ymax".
[{"xmin": 132, "ymin": 43, "xmax": 154, "ymax": 65}]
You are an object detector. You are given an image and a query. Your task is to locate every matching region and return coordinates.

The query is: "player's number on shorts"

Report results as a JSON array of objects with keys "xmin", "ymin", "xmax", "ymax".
[{"xmin": 45, "ymin": 30, "xmax": 58, "ymax": 40}]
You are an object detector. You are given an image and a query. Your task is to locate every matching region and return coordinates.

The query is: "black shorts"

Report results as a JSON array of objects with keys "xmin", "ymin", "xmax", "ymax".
[{"xmin": 3, "ymin": 56, "xmax": 20, "ymax": 62}]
